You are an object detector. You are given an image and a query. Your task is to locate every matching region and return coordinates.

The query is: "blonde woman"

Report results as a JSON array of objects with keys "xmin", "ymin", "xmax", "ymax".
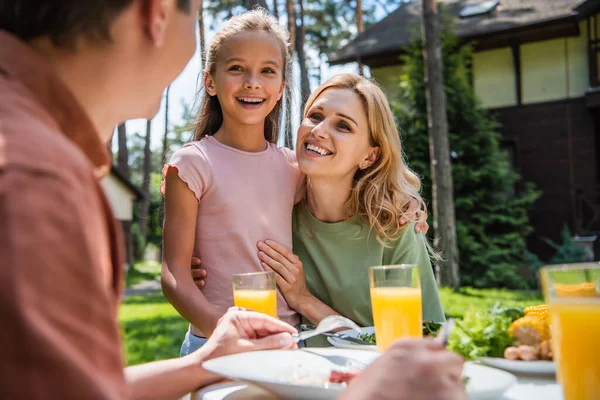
[{"xmin": 255, "ymin": 74, "xmax": 445, "ymax": 332}]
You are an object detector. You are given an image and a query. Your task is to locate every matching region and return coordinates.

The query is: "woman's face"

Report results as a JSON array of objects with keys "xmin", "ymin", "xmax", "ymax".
[{"xmin": 296, "ymin": 88, "xmax": 378, "ymax": 181}]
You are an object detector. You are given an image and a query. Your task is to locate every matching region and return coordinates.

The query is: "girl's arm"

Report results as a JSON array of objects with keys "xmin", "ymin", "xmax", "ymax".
[
  {"xmin": 161, "ymin": 168, "xmax": 221, "ymax": 336},
  {"xmin": 257, "ymin": 240, "xmax": 351, "ymax": 326}
]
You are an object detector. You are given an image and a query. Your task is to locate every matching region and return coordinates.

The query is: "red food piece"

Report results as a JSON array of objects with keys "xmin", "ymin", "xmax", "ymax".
[{"xmin": 328, "ymin": 370, "xmax": 361, "ymax": 384}]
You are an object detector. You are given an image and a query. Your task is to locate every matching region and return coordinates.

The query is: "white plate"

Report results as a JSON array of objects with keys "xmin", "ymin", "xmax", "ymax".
[
  {"xmin": 479, "ymin": 357, "xmax": 556, "ymax": 375},
  {"xmin": 202, "ymin": 348, "xmax": 378, "ymax": 400},
  {"xmin": 202, "ymin": 348, "xmax": 516, "ymax": 400},
  {"xmin": 327, "ymin": 326, "xmax": 378, "ymax": 351},
  {"xmin": 464, "ymin": 363, "xmax": 518, "ymax": 400}
]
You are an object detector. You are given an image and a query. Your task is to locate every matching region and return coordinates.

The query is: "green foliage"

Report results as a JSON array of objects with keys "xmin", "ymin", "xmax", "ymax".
[
  {"xmin": 394, "ymin": 19, "xmax": 541, "ymax": 289},
  {"xmin": 543, "ymin": 225, "xmax": 587, "ymax": 264},
  {"xmin": 131, "ymin": 222, "xmax": 146, "ymax": 262},
  {"xmin": 145, "ymin": 173, "xmax": 166, "ymax": 248}
]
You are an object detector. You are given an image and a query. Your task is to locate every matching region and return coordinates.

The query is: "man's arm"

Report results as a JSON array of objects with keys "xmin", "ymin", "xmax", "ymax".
[{"xmin": 125, "ymin": 310, "xmax": 298, "ymax": 400}]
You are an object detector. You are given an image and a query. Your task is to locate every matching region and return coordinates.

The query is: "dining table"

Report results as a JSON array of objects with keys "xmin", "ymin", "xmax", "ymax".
[{"xmin": 182, "ymin": 369, "xmax": 563, "ymax": 400}]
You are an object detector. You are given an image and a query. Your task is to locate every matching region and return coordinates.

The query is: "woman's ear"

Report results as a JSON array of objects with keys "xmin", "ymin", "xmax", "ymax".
[
  {"xmin": 204, "ymin": 72, "xmax": 217, "ymax": 96},
  {"xmin": 363, "ymin": 147, "xmax": 381, "ymax": 169}
]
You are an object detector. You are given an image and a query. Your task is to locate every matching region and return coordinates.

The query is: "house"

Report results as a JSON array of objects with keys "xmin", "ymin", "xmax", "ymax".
[
  {"xmin": 329, "ymin": 0, "xmax": 600, "ymax": 259},
  {"xmin": 100, "ymin": 167, "xmax": 144, "ymax": 268}
]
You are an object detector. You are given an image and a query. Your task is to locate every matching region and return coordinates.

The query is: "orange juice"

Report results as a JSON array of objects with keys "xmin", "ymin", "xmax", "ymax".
[
  {"xmin": 371, "ymin": 287, "xmax": 422, "ymax": 352},
  {"xmin": 233, "ymin": 289, "xmax": 278, "ymax": 318},
  {"xmin": 549, "ymin": 299, "xmax": 600, "ymax": 400}
]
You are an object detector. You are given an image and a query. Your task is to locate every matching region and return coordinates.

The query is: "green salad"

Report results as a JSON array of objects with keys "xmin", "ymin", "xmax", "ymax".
[
  {"xmin": 447, "ymin": 303, "xmax": 524, "ymax": 360},
  {"xmin": 358, "ymin": 321, "xmax": 444, "ymax": 344}
]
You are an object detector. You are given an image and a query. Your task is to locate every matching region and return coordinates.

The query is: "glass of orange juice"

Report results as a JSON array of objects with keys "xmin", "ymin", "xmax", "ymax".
[
  {"xmin": 232, "ymin": 271, "xmax": 278, "ymax": 318},
  {"xmin": 369, "ymin": 264, "xmax": 422, "ymax": 352},
  {"xmin": 540, "ymin": 263, "xmax": 600, "ymax": 400}
]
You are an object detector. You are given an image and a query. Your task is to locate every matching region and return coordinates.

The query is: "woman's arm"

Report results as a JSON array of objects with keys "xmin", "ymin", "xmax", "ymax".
[
  {"xmin": 257, "ymin": 240, "xmax": 349, "ymax": 325},
  {"xmin": 162, "ymin": 168, "xmax": 221, "ymax": 336}
]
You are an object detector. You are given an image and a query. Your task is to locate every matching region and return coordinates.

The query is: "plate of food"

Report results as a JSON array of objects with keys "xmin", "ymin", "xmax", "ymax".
[
  {"xmin": 327, "ymin": 321, "xmax": 443, "ymax": 351},
  {"xmin": 449, "ymin": 303, "xmax": 556, "ymax": 375},
  {"xmin": 202, "ymin": 347, "xmax": 516, "ymax": 400}
]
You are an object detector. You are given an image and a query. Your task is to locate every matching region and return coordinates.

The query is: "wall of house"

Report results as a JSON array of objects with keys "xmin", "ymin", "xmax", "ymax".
[
  {"xmin": 473, "ymin": 47, "xmax": 517, "ymax": 108},
  {"xmin": 491, "ymin": 98, "xmax": 597, "ymax": 260},
  {"xmin": 100, "ymin": 174, "xmax": 136, "ymax": 221},
  {"xmin": 370, "ymin": 65, "xmax": 404, "ymax": 101},
  {"xmin": 472, "ymin": 21, "xmax": 589, "ymax": 107},
  {"xmin": 521, "ymin": 22, "xmax": 588, "ymax": 103}
]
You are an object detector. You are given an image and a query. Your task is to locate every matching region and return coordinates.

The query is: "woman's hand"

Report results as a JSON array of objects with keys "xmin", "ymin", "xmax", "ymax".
[{"xmin": 257, "ymin": 240, "xmax": 310, "ymax": 311}]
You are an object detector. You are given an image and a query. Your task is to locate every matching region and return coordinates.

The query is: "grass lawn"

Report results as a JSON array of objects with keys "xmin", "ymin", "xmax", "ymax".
[
  {"xmin": 118, "ymin": 287, "xmax": 544, "ymax": 366},
  {"xmin": 125, "ymin": 260, "xmax": 162, "ymax": 288}
]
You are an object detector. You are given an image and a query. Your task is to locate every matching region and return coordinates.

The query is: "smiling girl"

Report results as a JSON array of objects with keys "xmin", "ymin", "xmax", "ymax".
[{"xmin": 160, "ymin": 9, "xmax": 302, "ymax": 355}]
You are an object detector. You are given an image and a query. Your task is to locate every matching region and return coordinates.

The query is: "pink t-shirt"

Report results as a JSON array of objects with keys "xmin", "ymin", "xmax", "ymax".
[{"xmin": 162, "ymin": 136, "xmax": 303, "ymax": 332}]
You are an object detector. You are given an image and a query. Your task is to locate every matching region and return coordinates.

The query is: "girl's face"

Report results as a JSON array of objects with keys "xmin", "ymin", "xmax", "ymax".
[
  {"xmin": 296, "ymin": 88, "xmax": 380, "ymax": 181},
  {"xmin": 205, "ymin": 31, "xmax": 285, "ymax": 129}
]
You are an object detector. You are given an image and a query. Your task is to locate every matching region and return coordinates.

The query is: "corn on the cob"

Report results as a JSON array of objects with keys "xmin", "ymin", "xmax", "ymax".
[
  {"xmin": 524, "ymin": 304, "xmax": 548, "ymax": 322},
  {"xmin": 554, "ymin": 282, "xmax": 599, "ymax": 298},
  {"xmin": 508, "ymin": 316, "xmax": 551, "ymax": 346}
]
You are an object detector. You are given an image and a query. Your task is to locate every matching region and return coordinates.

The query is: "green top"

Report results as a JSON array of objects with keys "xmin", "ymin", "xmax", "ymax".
[{"xmin": 293, "ymin": 203, "xmax": 445, "ymax": 345}]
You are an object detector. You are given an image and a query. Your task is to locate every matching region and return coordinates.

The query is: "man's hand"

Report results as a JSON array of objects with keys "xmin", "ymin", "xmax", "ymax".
[
  {"xmin": 191, "ymin": 256, "xmax": 206, "ymax": 289},
  {"xmin": 341, "ymin": 339, "xmax": 466, "ymax": 400},
  {"xmin": 198, "ymin": 308, "xmax": 298, "ymax": 362}
]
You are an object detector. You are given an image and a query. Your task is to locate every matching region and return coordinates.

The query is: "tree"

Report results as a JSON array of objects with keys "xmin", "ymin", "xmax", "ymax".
[
  {"xmin": 296, "ymin": 0, "xmax": 311, "ymax": 113},
  {"xmin": 198, "ymin": 1, "xmax": 206, "ymax": 69},
  {"xmin": 244, "ymin": 0, "xmax": 268, "ymax": 9},
  {"xmin": 139, "ymin": 119, "xmax": 153, "ymax": 241},
  {"xmin": 117, "ymin": 123, "xmax": 130, "ymax": 178},
  {"xmin": 356, "ymin": 0, "xmax": 365, "ymax": 75},
  {"xmin": 395, "ymin": 17, "xmax": 540, "ymax": 289},
  {"xmin": 420, "ymin": 0, "xmax": 459, "ymax": 288},
  {"xmin": 162, "ymin": 86, "xmax": 170, "ymax": 167},
  {"xmin": 272, "ymin": 0, "xmax": 279, "ymax": 18}
]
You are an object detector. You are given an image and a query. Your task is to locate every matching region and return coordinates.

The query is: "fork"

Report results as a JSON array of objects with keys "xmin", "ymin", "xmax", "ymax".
[{"xmin": 292, "ymin": 315, "xmax": 361, "ymax": 343}]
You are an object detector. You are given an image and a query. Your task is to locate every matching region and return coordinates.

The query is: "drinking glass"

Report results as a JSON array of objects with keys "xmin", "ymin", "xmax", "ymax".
[
  {"xmin": 540, "ymin": 263, "xmax": 600, "ymax": 400},
  {"xmin": 232, "ymin": 271, "xmax": 278, "ymax": 318},
  {"xmin": 369, "ymin": 264, "xmax": 422, "ymax": 352}
]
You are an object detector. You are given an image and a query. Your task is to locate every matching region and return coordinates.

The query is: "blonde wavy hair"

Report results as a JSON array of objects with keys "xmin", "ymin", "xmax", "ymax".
[
  {"xmin": 303, "ymin": 73, "xmax": 426, "ymax": 244},
  {"xmin": 193, "ymin": 8, "xmax": 293, "ymax": 143}
]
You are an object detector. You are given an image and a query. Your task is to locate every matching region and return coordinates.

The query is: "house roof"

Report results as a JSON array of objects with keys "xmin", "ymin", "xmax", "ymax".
[
  {"xmin": 329, "ymin": 0, "xmax": 585, "ymax": 65},
  {"xmin": 110, "ymin": 166, "xmax": 145, "ymax": 201}
]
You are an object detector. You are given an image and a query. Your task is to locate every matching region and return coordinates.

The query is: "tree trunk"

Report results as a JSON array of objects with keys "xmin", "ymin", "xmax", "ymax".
[
  {"xmin": 286, "ymin": 0, "xmax": 296, "ymax": 53},
  {"xmin": 117, "ymin": 123, "xmax": 130, "ymax": 178},
  {"xmin": 273, "ymin": 0, "xmax": 279, "ymax": 19},
  {"xmin": 421, "ymin": 0, "xmax": 460, "ymax": 288},
  {"xmin": 245, "ymin": 0, "xmax": 268, "ymax": 9},
  {"xmin": 162, "ymin": 86, "xmax": 170, "ymax": 167},
  {"xmin": 296, "ymin": 0, "xmax": 310, "ymax": 114},
  {"xmin": 356, "ymin": 0, "xmax": 365, "ymax": 76},
  {"xmin": 283, "ymin": 0, "xmax": 296, "ymax": 149},
  {"xmin": 198, "ymin": 1, "xmax": 206, "ymax": 70},
  {"xmin": 139, "ymin": 119, "xmax": 152, "ymax": 241}
]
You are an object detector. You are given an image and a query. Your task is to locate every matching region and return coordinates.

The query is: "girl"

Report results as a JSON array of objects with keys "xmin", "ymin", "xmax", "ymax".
[
  {"xmin": 255, "ymin": 74, "xmax": 445, "ymax": 344},
  {"xmin": 160, "ymin": 9, "xmax": 303, "ymax": 355}
]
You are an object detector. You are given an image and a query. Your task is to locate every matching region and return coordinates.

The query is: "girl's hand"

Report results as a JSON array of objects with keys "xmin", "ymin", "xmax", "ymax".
[
  {"xmin": 190, "ymin": 256, "xmax": 207, "ymax": 289},
  {"xmin": 257, "ymin": 240, "xmax": 309, "ymax": 310},
  {"xmin": 400, "ymin": 197, "xmax": 430, "ymax": 234}
]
